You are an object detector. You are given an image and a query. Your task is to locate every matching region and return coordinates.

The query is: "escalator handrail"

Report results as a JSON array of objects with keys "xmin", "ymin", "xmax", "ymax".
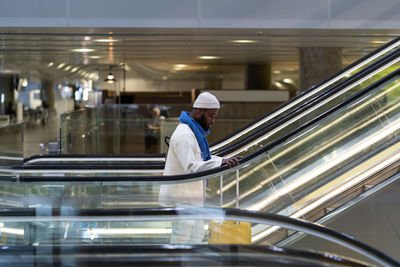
[
  {"xmin": 0, "ymin": 207, "xmax": 397, "ymax": 266},
  {"xmin": 23, "ymin": 153, "xmax": 166, "ymax": 164},
  {"xmin": 0, "ymin": 244, "xmax": 367, "ymax": 266},
  {"xmin": 14, "ymin": 162, "xmax": 165, "ymax": 170},
  {"xmin": 15, "ymin": 68, "xmax": 400, "ymax": 180}
]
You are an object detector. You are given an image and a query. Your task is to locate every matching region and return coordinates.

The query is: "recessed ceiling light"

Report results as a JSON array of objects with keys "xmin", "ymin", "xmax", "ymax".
[
  {"xmin": 89, "ymin": 56, "xmax": 101, "ymax": 59},
  {"xmin": 95, "ymin": 39, "xmax": 120, "ymax": 43},
  {"xmin": 57, "ymin": 63, "xmax": 66, "ymax": 69},
  {"xmin": 47, "ymin": 62, "xmax": 54, "ymax": 67},
  {"xmin": 371, "ymin": 40, "xmax": 387, "ymax": 44},
  {"xmin": 72, "ymin": 48, "xmax": 95, "ymax": 53},
  {"xmin": 231, "ymin": 40, "xmax": 257, "ymax": 43},
  {"xmin": 174, "ymin": 64, "xmax": 186, "ymax": 70},
  {"xmin": 21, "ymin": 78, "xmax": 28, "ymax": 87},
  {"xmin": 64, "ymin": 65, "xmax": 71, "ymax": 71},
  {"xmin": 199, "ymin": 56, "xmax": 221, "ymax": 60}
]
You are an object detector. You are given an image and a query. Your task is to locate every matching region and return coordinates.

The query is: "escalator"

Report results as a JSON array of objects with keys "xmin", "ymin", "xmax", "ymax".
[
  {"xmin": 2, "ymin": 40, "xmax": 400, "ymax": 265},
  {"xmin": 10, "ymin": 38, "xmax": 400, "ymax": 182},
  {"xmin": 1, "ymin": 65, "xmax": 400, "ymax": 261},
  {"xmin": 0, "ymin": 207, "xmax": 397, "ymax": 266},
  {"xmin": 20, "ymin": 36, "xmax": 400, "ymax": 166}
]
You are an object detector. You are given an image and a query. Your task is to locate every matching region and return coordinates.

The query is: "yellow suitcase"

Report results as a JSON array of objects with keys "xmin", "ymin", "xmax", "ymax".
[
  {"xmin": 208, "ymin": 220, "xmax": 251, "ymax": 244},
  {"xmin": 208, "ymin": 171, "xmax": 251, "ymax": 244}
]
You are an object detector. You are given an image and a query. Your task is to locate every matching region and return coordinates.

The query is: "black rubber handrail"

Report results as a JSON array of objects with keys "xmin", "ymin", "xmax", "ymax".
[
  {"xmin": 0, "ymin": 245, "xmax": 365, "ymax": 266},
  {"xmin": 14, "ymin": 162, "xmax": 165, "ymax": 170},
  {"xmin": 0, "ymin": 245, "xmax": 366, "ymax": 266},
  {"xmin": 24, "ymin": 153, "xmax": 164, "ymax": 162},
  {"xmin": 15, "ymin": 68, "xmax": 400, "ymax": 179},
  {"xmin": 0, "ymin": 207, "xmax": 397, "ymax": 266},
  {"xmin": 22, "ymin": 36, "xmax": 400, "ymax": 164}
]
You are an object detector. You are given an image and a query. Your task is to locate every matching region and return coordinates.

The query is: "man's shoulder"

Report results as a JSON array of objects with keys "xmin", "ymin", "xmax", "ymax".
[
  {"xmin": 172, "ymin": 123, "xmax": 194, "ymax": 137},
  {"xmin": 170, "ymin": 123, "xmax": 195, "ymax": 142}
]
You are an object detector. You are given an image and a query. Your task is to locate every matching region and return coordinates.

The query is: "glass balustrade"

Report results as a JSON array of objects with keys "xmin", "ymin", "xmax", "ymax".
[
  {"xmin": 0, "ymin": 123, "xmax": 23, "ymax": 166},
  {"xmin": 0, "ymin": 208, "xmax": 397, "ymax": 266},
  {"xmin": 228, "ymin": 57, "xmax": 400, "ymax": 158},
  {"xmin": 48, "ymin": 43, "xmax": 400, "ymax": 165},
  {"xmin": 60, "ymin": 104, "xmax": 258, "ymax": 155},
  {"xmin": 212, "ymin": 38, "xmax": 400, "ymax": 153},
  {"xmin": 1, "ymin": 70, "xmax": 400, "ymax": 262},
  {"xmin": 2, "ymin": 42, "xmax": 400, "ymax": 266},
  {"xmin": 0, "ymin": 38, "xmax": 396, "ymax": 168}
]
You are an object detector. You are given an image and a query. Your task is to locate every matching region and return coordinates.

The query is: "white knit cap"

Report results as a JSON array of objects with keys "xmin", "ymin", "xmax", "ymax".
[{"xmin": 193, "ymin": 92, "xmax": 220, "ymax": 109}]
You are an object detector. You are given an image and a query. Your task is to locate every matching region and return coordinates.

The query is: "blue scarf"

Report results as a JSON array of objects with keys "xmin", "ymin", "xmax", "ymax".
[{"xmin": 179, "ymin": 111, "xmax": 211, "ymax": 161}]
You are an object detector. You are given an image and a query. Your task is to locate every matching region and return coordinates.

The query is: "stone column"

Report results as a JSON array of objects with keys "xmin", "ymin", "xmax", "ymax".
[
  {"xmin": 42, "ymin": 79, "xmax": 55, "ymax": 109},
  {"xmin": 299, "ymin": 47, "xmax": 342, "ymax": 91},
  {"xmin": 245, "ymin": 63, "xmax": 271, "ymax": 90},
  {"xmin": 0, "ymin": 75, "xmax": 13, "ymax": 115}
]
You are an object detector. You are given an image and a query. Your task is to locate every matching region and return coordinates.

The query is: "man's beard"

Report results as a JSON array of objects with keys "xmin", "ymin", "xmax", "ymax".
[{"xmin": 197, "ymin": 113, "xmax": 209, "ymax": 131}]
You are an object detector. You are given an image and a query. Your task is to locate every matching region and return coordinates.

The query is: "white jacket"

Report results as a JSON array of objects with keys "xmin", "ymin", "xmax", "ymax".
[{"xmin": 158, "ymin": 123, "xmax": 222, "ymax": 207}]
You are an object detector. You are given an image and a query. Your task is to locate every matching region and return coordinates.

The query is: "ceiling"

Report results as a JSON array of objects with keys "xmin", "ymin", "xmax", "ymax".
[{"xmin": 0, "ymin": 27, "xmax": 398, "ymax": 82}]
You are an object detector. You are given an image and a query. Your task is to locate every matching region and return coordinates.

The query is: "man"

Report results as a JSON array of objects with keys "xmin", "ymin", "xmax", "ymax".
[
  {"xmin": 158, "ymin": 92, "xmax": 241, "ymax": 244},
  {"xmin": 145, "ymin": 107, "xmax": 164, "ymax": 153}
]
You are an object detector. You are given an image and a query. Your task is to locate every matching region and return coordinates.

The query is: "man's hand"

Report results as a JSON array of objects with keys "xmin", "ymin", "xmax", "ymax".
[{"xmin": 221, "ymin": 156, "xmax": 243, "ymax": 168}]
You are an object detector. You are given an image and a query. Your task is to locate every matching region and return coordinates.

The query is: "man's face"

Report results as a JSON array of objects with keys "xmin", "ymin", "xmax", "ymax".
[{"xmin": 198, "ymin": 108, "xmax": 219, "ymax": 131}]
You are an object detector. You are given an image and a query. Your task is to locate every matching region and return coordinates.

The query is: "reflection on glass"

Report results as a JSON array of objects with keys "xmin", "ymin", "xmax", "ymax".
[
  {"xmin": 59, "ymin": 55, "xmax": 400, "ymax": 161},
  {"xmin": 0, "ymin": 208, "xmax": 394, "ymax": 266},
  {"xmin": 60, "ymin": 104, "xmax": 258, "ymax": 155},
  {"xmin": 0, "ymin": 123, "xmax": 23, "ymax": 166},
  {"xmin": 3, "ymin": 74, "xmax": 400, "ymax": 221}
]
